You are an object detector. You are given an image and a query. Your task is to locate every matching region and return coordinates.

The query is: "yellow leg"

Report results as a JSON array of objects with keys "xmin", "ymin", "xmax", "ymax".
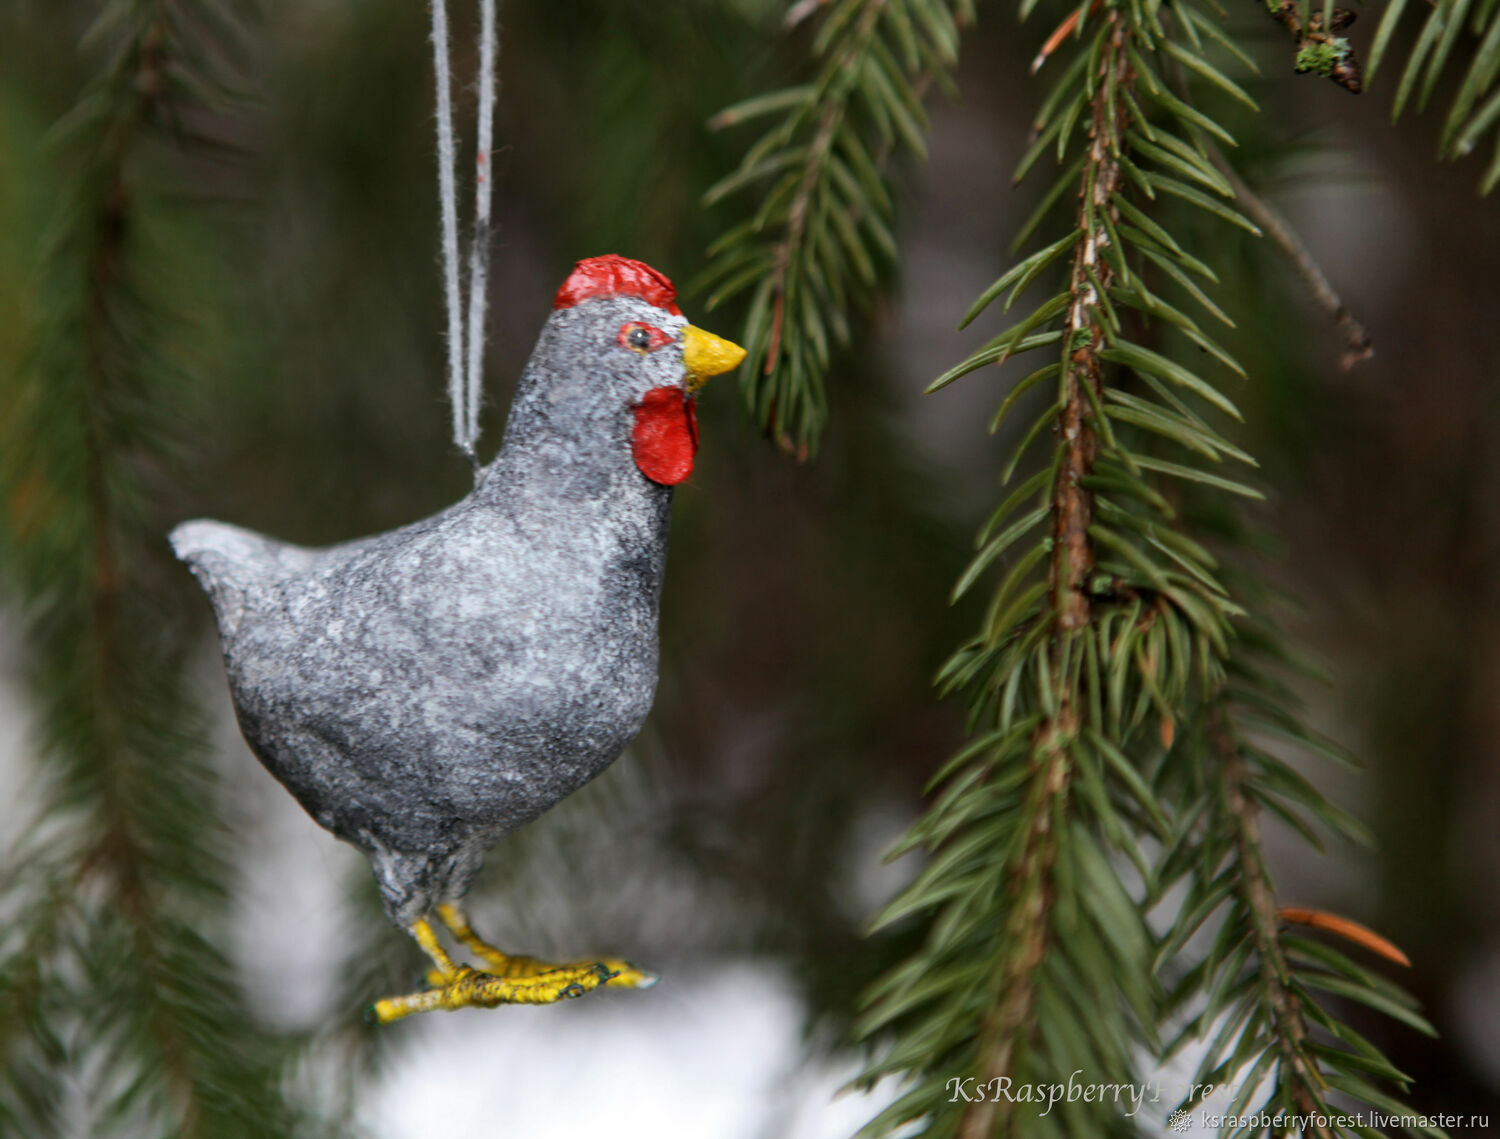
[
  {"xmin": 436, "ymin": 902, "xmax": 657, "ymax": 989},
  {"xmin": 369, "ymin": 916, "xmax": 463, "ymax": 1024},
  {"xmin": 367, "ymin": 909, "xmax": 657, "ymax": 1026},
  {"xmin": 413, "ymin": 915, "xmax": 461, "ymax": 975},
  {"xmin": 435, "ymin": 903, "xmax": 551, "ymax": 977}
]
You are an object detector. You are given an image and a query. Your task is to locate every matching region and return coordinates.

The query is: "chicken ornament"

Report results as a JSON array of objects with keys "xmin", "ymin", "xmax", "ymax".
[{"xmin": 172, "ymin": 256, "xmax": 744, "ymax": 1023}]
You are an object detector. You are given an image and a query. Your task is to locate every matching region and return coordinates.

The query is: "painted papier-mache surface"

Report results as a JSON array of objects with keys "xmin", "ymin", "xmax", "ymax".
[{"xmin": 171, "ymin": 256, "xmax": 745, "ymax": 1023}]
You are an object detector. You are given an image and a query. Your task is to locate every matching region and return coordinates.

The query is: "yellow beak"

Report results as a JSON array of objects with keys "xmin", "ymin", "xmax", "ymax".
[{"xmin": 682, "ymin": 325, "xmax": 746, "ymax": 392}]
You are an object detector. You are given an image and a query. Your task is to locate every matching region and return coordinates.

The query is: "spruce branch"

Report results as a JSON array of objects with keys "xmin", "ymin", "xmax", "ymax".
[
  {"xmin": 852, "ymin": 5, "xmax": 1274, "ymax": 1131},
  {"xmin": 958, "ymin": 23, "xmax": 1129, "ymax": 1128},
  {"xmin": 699, "ymin": 0, "xmax": 972, "ymax": 456},
  {"xmin": 0, "ymin": 3, "xmax": 310, "ymax": 1135},
  {"xmin": 1156, "ymin": 605, "xmax": 1438, "ymax": 1136}
]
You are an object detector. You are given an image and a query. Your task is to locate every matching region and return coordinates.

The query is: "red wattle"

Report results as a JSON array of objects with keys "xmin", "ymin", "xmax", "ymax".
[{"xmin": 631, "ymin": 387, "xmax": 698, "ymax": 486}]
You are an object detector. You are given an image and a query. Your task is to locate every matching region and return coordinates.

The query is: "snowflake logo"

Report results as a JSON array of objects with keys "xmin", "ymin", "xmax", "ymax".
[{"xmin": 1168, "ymin": 1107, "xmax": 1194, "ymax": 1133}]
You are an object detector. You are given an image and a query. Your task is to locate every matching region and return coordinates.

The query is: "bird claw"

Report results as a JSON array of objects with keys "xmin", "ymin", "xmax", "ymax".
[
  {"xmin": 370, "ymin": 957, "xmax": 658, "ymax": 1024},
  {"xmin": 596, "ymin": 958, "xmax": 658, "ymax": 990}
]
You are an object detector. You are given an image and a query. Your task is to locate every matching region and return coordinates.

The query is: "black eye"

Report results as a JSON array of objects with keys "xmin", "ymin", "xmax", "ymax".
[{"xmin": 627, "ymin": 327, "xmax": 653, "ymax": 350}]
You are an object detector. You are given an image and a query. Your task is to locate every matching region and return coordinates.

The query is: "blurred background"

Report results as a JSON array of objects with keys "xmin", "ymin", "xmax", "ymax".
[{"xmin": 2, "ymin": 0, "xmax": 1499, "ymax": 1135}]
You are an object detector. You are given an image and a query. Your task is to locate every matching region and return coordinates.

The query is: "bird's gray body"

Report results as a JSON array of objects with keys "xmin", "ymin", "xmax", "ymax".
[{"xmin": 173, "ymin": 294, "xmax": 687, "ymax": 925}]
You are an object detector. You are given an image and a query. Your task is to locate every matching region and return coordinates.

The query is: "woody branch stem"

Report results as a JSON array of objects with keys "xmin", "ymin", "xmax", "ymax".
[
  {"xmin": 1214, "ymin": 706, "xmax": 1331, "ymax": 1137},
  {"xmin": 959, "ymin": 17, "xmax": 1131, "ymax": 1137}
]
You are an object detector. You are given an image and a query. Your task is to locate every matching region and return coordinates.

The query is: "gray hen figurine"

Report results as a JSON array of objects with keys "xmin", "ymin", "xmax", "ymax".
[{"xmin": 172, "ymin": 256, "xmax": 744, "ymax": 1023}]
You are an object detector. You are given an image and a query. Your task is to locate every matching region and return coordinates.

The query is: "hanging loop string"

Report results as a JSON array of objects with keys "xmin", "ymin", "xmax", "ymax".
[
  {"xmin": 464, "ymin": 0, "xmax": 497, "ymax": 454},
  {"xmin": 429, "ymin": 0, "xmax": 499, "ymax": 478}
]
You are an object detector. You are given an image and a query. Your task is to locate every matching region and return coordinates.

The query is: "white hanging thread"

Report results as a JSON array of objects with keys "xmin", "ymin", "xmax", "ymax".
[
  {"xmin": 464, "ymin": 0, "xmax": 497, "ymax": 453},
  {"xmin": 429, "ymin": 0, "xmax": 500, "ymax": 475}
]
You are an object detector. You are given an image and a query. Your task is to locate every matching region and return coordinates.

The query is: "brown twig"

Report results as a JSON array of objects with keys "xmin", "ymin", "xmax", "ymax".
[{"xmin": 1211, "ymin": 154, "xmax": 1375, "ymax": 370}]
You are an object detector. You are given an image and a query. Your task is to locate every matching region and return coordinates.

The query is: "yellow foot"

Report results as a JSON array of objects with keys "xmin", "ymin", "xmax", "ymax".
[
  {"xmin": 370, "ymin": 958, "xmax": 657, "ymax": 1025},
  {"xmin": 421, "ymin": 958, "xmax": 655, "ymax": 988}
]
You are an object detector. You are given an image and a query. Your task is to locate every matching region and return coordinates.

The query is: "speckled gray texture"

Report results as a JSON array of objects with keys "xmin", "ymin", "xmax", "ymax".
[{"xmin": 173, "ymin": 294, "xmax": 692, "ymax": 926}]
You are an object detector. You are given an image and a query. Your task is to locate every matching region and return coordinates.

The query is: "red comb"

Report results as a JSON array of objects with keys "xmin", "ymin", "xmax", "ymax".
[{"xmin": 553, "ymin": 255, "xmax": 681, "ymax": 316}]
